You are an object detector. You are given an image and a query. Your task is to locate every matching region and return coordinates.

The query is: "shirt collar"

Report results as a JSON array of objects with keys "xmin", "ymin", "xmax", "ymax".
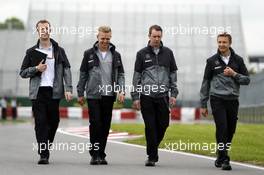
[
  {"xmin": 39, "ymin": 43, "xmax": 53, "ymax": 51},
  {"xmin": 220, "ymin": 54, "xmax": 230, "ymax": 60}
]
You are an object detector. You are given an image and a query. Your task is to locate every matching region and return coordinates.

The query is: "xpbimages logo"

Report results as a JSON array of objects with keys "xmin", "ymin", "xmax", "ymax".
[
  {"xmin": 32, "ymin": 25, "xmax": 99, "ymax": 38},
  {"xmin": 98, "ymin": 82, "xmax": 166, "ymax": 95},
  {"xmin": 32, "ymin": 141, "xmax": 99, "ymax": 154},
  {"xmin": 164, "ymin": 140, "xmax": 231, "ymax": 154}
]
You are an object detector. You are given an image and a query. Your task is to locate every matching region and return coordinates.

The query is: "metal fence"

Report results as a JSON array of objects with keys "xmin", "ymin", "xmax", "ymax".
[
  {"xmin": 238, "ymin": 104, "xmax": 264, "ymax": 123},
  {"xmin": 236, "ymin": 71, "xmax": 264, "ymax": 123}
]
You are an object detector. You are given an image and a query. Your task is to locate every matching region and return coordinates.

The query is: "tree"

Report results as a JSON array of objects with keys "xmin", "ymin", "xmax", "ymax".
[{"xmin": 0, "ymin": 17, "xmax": 25, "ymax": 30}]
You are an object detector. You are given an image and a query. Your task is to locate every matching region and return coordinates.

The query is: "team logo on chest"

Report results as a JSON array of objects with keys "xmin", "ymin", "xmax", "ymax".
[
  {"xmin": 145, "ymin": 54, "xmax": 150, "ymax": 59},
  {"xmin": 215, "ymin": 60, "xmax": 220, "ymax": 65},
  {"xmin": 145, "ymin": 54, "xmax": 152, "ymax": 63},
  {"xmin": 88, "ymin": 54, "xmax": 94, "ymax": 63}
]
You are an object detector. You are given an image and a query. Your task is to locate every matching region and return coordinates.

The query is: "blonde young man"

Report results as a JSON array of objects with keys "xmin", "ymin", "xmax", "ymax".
[{"xmin": 77, "ymin": 26, "xmax": 125, "ymax": 165}]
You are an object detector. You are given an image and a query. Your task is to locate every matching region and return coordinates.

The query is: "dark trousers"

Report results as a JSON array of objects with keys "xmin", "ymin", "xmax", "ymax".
[
  {"xmin": 140, "ymin": 95, "xmax": 170, "ymax": 160},
  {"xmin": 12, "ymin": 107, "xmax": 17, "ymax": 119},
  {"xmin": 32, "ymin": 87, "xmax": 60, "ymax": 158},
  {"xmin": 1, "ymin": 108, "xmax": 7, "ymax": 120},
  {"xmin": 210, "ymin": 96, "xmax": 239, "ymax": 160},
  {"xmin": 87, "ymin": 96, "xmax": 115, "ymax": 158}
]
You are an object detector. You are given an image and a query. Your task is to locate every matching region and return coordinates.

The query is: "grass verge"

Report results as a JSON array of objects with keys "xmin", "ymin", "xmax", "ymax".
[{"xmin": 111, "ymin": 123, "xmax": 264, "ymax": 166}]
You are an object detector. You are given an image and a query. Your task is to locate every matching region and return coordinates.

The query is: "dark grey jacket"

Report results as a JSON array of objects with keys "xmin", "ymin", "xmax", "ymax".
[
  {"xmin": 20, "ymin": 39, "xmax": 73, "ymax": 100},
  {"xmin": 200, "ymin": 48, "xmax": 250, "ymax": 108},
  {"xmin": 77, "ymin": 42, "xmax": 125, "ymax": 99},
  {"xmin": 131, "ymin": 42, "xmax": 178, "ymax": 101}
]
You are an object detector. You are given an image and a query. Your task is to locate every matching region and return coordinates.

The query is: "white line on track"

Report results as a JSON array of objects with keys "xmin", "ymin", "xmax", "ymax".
[{"xmin": 57, "ymin": 128, "xmax": 264, "ymax": 171}]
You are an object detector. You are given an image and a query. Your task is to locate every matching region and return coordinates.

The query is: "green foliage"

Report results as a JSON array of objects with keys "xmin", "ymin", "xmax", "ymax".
[{"xmin": 0, "ymin": 17, "xmax": 25, "ymax": 30}]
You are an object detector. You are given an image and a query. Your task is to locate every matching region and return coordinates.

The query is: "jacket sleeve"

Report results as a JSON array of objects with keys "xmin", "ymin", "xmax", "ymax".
[
  {"xmin": 130, "ymin": 51, "xmax": 143, "ymax": 101},
  {"xmin": 117, "ymin": 53, "xmax": 125, "ymax": 93},
  {"xmin": 77, "ymin": 51, "xmax": 89, "ymax": 97},
  {"xmin": 169, "ymin": 50, "xmax": 179, "ymax": 98},
  {"xmin": 233, "ymin": 58, "xmax": 250, "ymax": 85},
  {"xmin": 61, "ymin": 49, "xmax": 73, "ymax": 93},
  {"xmin": 200, "ymin": 59, "xmax": 212, "ymax": 108},
  {"xmin": 20, "ymin": 50, "xmax": 39, "ymax": 78}
]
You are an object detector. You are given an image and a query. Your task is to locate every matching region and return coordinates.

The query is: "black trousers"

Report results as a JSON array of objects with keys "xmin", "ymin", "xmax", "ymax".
[
  {"xmin": 140, "ymin": 95, "xmax": 170, "ymax": 160},
  {"xmin": 32, "ymin": 87, "xmax": 60, "ymax": 158},
  {"xmin": 12, "ymin": 107, "xmax": 17, "ymax": 119},
  {"xmin": 87, "ymin": 96, "xmax": 115, "ymax": 158},
  {"xmin": 1, "ymin": 108, "xmax": 7, "ymax": 120},
  {"xmin": 210, "ymin": 96, "xmax": 239, "ymax": 160}
]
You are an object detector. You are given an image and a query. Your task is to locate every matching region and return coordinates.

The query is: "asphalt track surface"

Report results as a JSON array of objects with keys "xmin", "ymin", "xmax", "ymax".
[{"xmin": 0, "ymin": 119, "xmax": 264, "ymax": 175}]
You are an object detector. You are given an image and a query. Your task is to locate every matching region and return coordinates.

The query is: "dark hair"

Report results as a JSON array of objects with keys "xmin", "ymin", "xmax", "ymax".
[
  {"xmin": 148, "ymin": 25, "xmax": 162, "ymax": 36},
  {"xmin": 217, "ymin": 32, "xmax": 232, "ymax": 44},
  {"xmin": 36, "ymin": 19, "xmax": 51, "ymax": 29}
]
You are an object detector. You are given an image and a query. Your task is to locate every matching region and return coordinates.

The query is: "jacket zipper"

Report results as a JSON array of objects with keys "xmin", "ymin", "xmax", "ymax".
[{"xmin": 155, "ymin": 53, "xmax": 160, "ymax": 94}]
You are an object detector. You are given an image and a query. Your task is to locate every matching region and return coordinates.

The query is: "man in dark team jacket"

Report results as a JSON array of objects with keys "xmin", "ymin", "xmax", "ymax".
[
  {"xmin": 20, "ymin": 20, "xmax": 72, "ymax": 164},
  {"xmin": 77, "ymin": 26, "xmax": 125, "ymax": 165},
  {"xmin": 131, "ymin": 25, "xmax": 178, "ymax": 166},
  {"xmin": 200, "ymin": 32, "xmax": 250, "ymax": 171}
]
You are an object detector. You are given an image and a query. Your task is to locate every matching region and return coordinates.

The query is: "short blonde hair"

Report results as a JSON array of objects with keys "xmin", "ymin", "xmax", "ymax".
[{"xmin": 98, "ymin": 26, "xmax": 112, "ymax": 33}]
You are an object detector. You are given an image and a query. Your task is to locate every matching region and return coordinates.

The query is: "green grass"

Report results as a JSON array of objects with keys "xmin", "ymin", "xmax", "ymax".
[
  {"xmin": 0, "ymin": 118, "xmax": 27, "ymax": 124},
  {"xmin": 111, "ymin": 123, "xmax": 264, "ymax": 166}
]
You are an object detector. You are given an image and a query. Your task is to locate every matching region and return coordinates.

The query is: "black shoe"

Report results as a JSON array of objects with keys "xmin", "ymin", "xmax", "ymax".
[
  {"xmin": 153, "ymin": 156, "xmax": 159, "ymax": 162},
  {"xmin": 214, "ymin": 158, "xmax": 223, "ymax": 168},
  {"xmin": 145, "ymin": 159, "xmax": 155, "ymax": 167},
  {"xmin": 38, "ymin": 157, "xmax": 49, "ymax": 165},
  {"xmin": 90, "ymin": 157, "xmax": 100, "ymax": 165},
  {"xmin": 100, "ymin": 158, "xmax": 108, "ymax": 165},
  {"xmin": 148, "ymin": 155, "xmax": 159, "ymax": 162},
  {"xmin": 222, "ymin": 159, "xmax": 232, "ymax": 170}
]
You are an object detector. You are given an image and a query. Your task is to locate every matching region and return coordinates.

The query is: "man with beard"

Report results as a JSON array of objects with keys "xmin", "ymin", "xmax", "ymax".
[{"xmin": 131, "ymin": 25, "xmax": 178, "ymax": 166}]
